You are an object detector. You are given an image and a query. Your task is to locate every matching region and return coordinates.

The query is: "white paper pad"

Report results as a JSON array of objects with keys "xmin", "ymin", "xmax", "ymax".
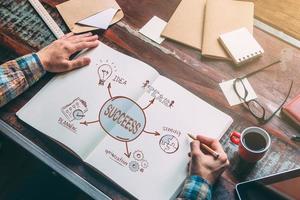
[
  {"xmin": 77, "ymin": 8, "xmax": 118, "ymax": 29},
  {"xmin": 17, "ymin": 42, "xmax": 233, "ymax": 200},
  {"xmin": 219, "ymin": 78, "xmax": 257, "ymax": 106},
  {"xmin": 139, "ymin": 16, "xmax": 167, "ymax": 44},
  {"xmin": 219, "ymin": 27, "xmax": 264, "ymax": 65}
]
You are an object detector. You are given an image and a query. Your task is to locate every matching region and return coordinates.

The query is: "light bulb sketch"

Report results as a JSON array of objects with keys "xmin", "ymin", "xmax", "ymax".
[{"xmin": 98, "ymin": 64, "xmax": 113, "ymax": 85}]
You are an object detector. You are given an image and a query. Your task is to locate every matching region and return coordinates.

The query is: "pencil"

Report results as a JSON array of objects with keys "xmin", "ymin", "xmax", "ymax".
[{"xmin": 187, "ymin": 133, "xmax": 219, "ymax": 159}]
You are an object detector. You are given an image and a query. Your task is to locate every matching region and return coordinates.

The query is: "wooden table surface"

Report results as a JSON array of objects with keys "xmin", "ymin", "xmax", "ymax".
[{"xmin": 0, "ymin": 0, "xmax": 300, "ymax": 199}]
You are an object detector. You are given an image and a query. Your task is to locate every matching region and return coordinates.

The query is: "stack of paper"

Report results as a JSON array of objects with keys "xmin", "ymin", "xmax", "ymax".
[
  {"xmin": 162, "ymin": 0, "xmax": 255, "ymax": 61},
  {"xmin": 202, "ymin": 0, "xmax": 254, "ymax": 60}
]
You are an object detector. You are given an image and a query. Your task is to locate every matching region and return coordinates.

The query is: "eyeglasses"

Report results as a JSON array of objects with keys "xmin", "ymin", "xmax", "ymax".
[{"xmin": 233, "ymin": 60, "xmax": 293, "ymax": 124}]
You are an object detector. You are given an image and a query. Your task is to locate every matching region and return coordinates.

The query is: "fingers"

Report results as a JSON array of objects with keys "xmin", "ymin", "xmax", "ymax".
[
  {"xmin": 190, "ymin": 140, "xmax": 204, "ymax": 157},
  {"xmin": 196, "ymin": 135, "xmax": 229, "ymax": 163},
  {"xmin": 187, "ymin": 161, "xmax": 191, "ymax": 173},
  {"xmin": 196, "ymin": 135, "xmax": 224, "ymax": 152},
  {"xmin": 66, "ymin": 32, "xmax": 93, "ymax": 42},
  {"xmin": 67, "ymin": 57, "xmax": 91, "ymax": 70},
  {"xmin": 72, "ymin": 35, "xmax": 99, "ymax": 43},
  {"xmin": 196, "ymin": 135, "xmax": 214, "ymax": 145},
  {"xmin": 72, "ymin": 40, "xmax": 99, "ymax": 53},
  {"xmin": 59, "ymin": 32, "xmax": 99, "ymax": 54},
  {"xmin": 61, "ymin": 32, "xmax": 74, "ymax": 39}
]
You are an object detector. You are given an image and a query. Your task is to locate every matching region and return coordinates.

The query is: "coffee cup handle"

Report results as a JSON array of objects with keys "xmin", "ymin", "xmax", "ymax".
[{"xmin": 230, "ymin": 131, "xmax": 241, "ymax": 145}]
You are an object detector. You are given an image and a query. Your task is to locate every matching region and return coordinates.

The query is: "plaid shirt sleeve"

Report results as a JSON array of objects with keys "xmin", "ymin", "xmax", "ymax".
[
  {"xmin": 178, "ymin": 175, "xmax": 212, "ymax": 200},
  {"xmin": 0, "ymin": 53, "xmax": 45, "ymax": 107}
]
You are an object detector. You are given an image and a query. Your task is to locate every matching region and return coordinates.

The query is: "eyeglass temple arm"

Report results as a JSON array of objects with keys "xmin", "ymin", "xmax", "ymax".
[
  {"xmin": 263, "ymin": 80, "xmax": 293, "ymax": 123},
  {"xmin": 240, "ymin": 60, "xmax": 281, "ymax": 79}
]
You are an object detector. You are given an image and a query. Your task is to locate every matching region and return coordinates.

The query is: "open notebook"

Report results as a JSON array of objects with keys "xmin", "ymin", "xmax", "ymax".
[{"xmin": 17, "ymin": 43, "xmax": 233, "ymax": 200}]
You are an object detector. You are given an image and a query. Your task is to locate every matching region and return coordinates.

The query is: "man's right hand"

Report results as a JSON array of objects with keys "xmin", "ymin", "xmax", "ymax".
[
  {"xmin": 189, "ymin": 135, "xmax": 229, "ymax": 185},
  {"xmin": 37, "ymin": 32, "xmax": 99, "ymax": 73}
]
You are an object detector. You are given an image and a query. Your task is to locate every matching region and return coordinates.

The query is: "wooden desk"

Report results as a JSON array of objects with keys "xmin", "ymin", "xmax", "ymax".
[{"xmin": 0, "ymin": 0, "xmax": 300, "ymax": 199}]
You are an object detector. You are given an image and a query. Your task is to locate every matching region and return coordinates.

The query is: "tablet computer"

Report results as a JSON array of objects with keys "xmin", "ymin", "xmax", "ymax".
[{"xmin": 236, "ymin": 168, "xmax": 300, "ymax": 200}]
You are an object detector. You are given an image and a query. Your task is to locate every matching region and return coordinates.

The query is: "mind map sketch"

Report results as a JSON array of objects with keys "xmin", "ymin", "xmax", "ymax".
[{"xmin": 80, "ymin": 62, "xmax": 160, "ymax": 158}]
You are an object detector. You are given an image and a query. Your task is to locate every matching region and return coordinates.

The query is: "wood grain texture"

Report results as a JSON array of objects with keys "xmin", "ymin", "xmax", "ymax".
[
  {"xmin": 245, "ymin": 0, "xmax": 300, "ymax": 40},
  {"xmin": 0, "ymin": 0, "xmax": 300, "ymax": 199}
]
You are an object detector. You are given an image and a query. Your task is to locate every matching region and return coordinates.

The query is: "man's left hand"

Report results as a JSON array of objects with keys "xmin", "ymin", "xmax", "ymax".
[{"xmin": 37, "ymin": 32, "xmax": 99, "ymax": 73}]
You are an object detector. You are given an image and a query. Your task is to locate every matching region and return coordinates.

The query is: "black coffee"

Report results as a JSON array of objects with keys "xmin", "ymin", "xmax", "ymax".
[{"xmin": 243, "ymin": 132, "xmax": 267, "ymax": 151}]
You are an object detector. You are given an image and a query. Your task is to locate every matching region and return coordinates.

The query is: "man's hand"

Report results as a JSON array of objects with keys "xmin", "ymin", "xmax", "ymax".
[
  {"xmin": 37, "ymin": 32, "xmax": 99, "ymax": 73},
  {"xmin": 189, "ymin": 135, "xmax": 229, "ymax": 185}
]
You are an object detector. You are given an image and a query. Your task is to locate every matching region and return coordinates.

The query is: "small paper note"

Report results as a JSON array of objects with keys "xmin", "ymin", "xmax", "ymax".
[
  {"xmin": 219, "ymin": 78, "xmax": 257, "ymax": 106},
  {"xmin": 77, "ymin": 8, "xmax": 118, "ymax": 29},
  {"xmin": 139, "ymin": 16, "xmax": 167, "ymax": 44}
]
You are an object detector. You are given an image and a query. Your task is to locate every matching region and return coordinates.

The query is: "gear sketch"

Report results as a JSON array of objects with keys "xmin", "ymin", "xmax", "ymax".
[
  {"xmin": 141, "ymin": 160, "xmax": 149, "ymax": 169},
  {"xmin": 133, "ymin": 150, "xmax": 144, "ymax": 161},
  {"xmin": 129, "ymin": 161, "xmax": 140, "ymax": 172}
]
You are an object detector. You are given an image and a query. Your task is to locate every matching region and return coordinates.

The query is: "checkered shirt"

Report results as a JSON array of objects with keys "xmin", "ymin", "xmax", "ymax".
[
  {"xmin": 0, "ymin": 53, "xmax": 45, "ymax": 107},
  {"xmin": 178, "ymin": 175, "xmax": 212, "ymax": 200}
]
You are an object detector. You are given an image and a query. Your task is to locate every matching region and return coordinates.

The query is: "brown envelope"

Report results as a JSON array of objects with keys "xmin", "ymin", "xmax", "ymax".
[
  {"xmin": 202, "ymin": 0, "xmax": 254, "ymax": 60},
  {"xmin": 56, "ymin": 0, "xmax": 124, "ymax": 33},
  {"xmin": 161, "ymin": 0, "xmax": 206, "ymax": 51}
]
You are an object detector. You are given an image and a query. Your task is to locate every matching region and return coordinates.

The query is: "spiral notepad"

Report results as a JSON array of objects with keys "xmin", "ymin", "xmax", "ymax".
[{"xmin": 219, "ymin": 27, "xmax": 264, "ymax": 65}]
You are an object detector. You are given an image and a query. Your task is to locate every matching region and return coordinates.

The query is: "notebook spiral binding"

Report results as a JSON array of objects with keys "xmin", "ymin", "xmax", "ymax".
[
  {"xmin": 238, "ymin": 50, "xmax": 264, "ymax": 63},
  {"xmin": 238, "ymin": 50, "xmax": 263, "ymax": 63}
]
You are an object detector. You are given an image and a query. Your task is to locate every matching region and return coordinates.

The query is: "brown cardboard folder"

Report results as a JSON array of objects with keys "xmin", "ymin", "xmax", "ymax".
[
  {"xmin": 56, "ymin": 0, "xmax": 124, "ymax": 33},
  {"xmin": 161, "ymin": 0, "xmax": 206, "ymax": 51},
  {"xmin": 202, "ymin": 0, "xmax": 254, "ymax": 60}
]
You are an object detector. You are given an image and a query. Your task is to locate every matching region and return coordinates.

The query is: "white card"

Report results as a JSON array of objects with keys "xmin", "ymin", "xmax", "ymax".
[
  {"xmin": 219, "ymin": 78, "xmax": 257, "ymax": 106},
  {"xmin": 139, "ymin": 16, "xmax": 167, "ymax": 44},
  {"xmin": 77, "ymin": 8, "xmax": 118, "ymax": 29}
]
